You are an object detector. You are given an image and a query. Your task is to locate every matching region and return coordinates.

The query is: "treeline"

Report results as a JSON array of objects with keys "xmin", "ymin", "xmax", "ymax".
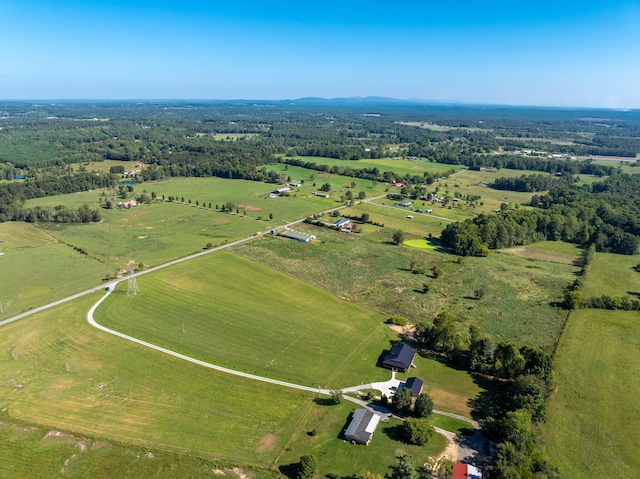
[
  {"xmin": 7, "ymin": 204, "xmax": 102, "ymax": 223},
  {"xmin": 280, "ymin": 157, "xmax": 455, "ymax": 185},
  {"xmin": 0, "ymin": 172, "xmax": 117, "ymax": 222},
  {"xmin": 490, "ymin": 173, "xmax": 572, "ymax": 192},
  {"xmin": 414, "ymin": 315, "xmax": 560, "ymax": 478},
  {"xmin": 442, "ymin": 174, "xmax": 640, "ymax": 256}
]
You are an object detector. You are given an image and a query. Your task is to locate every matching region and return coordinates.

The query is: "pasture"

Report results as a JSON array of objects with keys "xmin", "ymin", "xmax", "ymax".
[
  {"xmin": 0, "ymin": 295, "xmax": 312, "ymax": 470},
  {"xmin": 233, "ymin": 226, "xmax": 577, "ymax": 351},
  {"xmin": 0, "ymin": 223, "xmax": 108, "ymax": 319},
  {"xmin": 95, "ymin": 251, "xmax": 394, "ymax": 387},
  {"xmin": 583, "ymin": 251, "xmax": 640, "ymax": 298},
  {"xmin": 36, "ymin": 202, "xmax": 265, "ymax": 268},
  {"xmin": 277, "ymin": 155, "xmax": 467, "ymax": 177},
  {"xmin": 543, "ymin": 309, "xmax": 640, "ymax": 479},
  {"xmin": 0, "ymin": 286, "xmax": 452, "ymax": 477},
  {"xmin": 498, "ymin": 241, "xmax": 582, "ymax": 266}
]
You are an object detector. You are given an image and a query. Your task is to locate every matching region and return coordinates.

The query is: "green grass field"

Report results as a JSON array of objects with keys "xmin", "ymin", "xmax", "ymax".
[
  {"xmin": 0, "ymin": 296, "xmax": 312, "ymax": 470},
  {"xmin": 0, "ymin": 222, "xmax": 109, "ymax": 319},
  {"xmin": 277, "ymin": 155, "xmax": 466, "ymax": 178},
  {"xmin": 0, "ymin": 288, "xmax": 450, "ymax": 477},
  {"xmin": 233, "ymin": 226, "xmax": 576, "ymax": 351},
  {"xmin": 96, "ymin": 251, "xmax": 394, "ymax": 388},
  {"xmin": 583, "ymin": 251, "xmax": 640, "ymax": 298},
  {"xmin": 543, "ymin": 309, "xmax": 640, "ymax": 479}
]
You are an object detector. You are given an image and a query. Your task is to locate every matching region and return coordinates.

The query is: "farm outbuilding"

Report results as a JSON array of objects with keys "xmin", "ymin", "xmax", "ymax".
[
  {"xmin": 453, "ymin": 463, "xmax": 482, "ymax": 479},
  {"xmin": 382, "ymin": 344, "xmax": 416, "ymax": 372},
  {"xmin": 343, "ymin": 409, "xmax": 380, "ymax": 445},
  {"xmin": 281, "ymin": 230, "xmax": 315, "ymax": 242},
  {"xmin": 273, "ymin": 187, "xmax": 291, "ymax": 195}
]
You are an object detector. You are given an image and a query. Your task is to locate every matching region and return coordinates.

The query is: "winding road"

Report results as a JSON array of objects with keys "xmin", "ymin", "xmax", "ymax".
[{"xmin": 2, "ymin": 190, "xmax": 482, "ymax": 458}]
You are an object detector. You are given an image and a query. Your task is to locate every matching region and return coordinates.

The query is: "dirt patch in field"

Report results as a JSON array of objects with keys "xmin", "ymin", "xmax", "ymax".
[
  {"xmin": 238, "ymin": 204, "xmax": 261, "ymax": 211},
  {"xmin": 499, "ymin": 246, "xmax": 581, "ymax": 266},
  {"xmin": 256, "ymin": 433, "xmax": 277, "ymax": 452}
]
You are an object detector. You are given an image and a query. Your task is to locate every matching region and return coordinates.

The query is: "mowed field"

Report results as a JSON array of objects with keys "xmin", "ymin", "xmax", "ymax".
[
  {"xmin": 543, "ymin": 309, "xmax": 640, "ymax": 479},
  {"xmin": 0, "ymin": 222, "xmax": 109, "ymax": 319},
  {"xmin": 583, "ymin": 251, "xmax": 640, "ymax": 298},
  {"xmin": 0, "ymin": 295, "xmax": 312, "ymax": 471},
  {"xmin": 233, "ymin": 225, "xmax": 577, "ymax": 351},
  {"xmin": 0, "ymin": 275, "xmax": 453, "ymax": 477},
  {"xmin": 95, "ymin": 251, "xmax": 395, "ymax": 388}
]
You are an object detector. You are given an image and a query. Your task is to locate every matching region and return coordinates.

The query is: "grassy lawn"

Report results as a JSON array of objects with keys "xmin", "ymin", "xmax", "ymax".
[
  {"xmin": 583, "ymin": 251, "xmax": 640, "ymax": 298},
  {"xmin": 233, "ymin": 226, "xmax": 576, "ymax": 351},
  {"xmin": 0, "ymin": 223, "xmax": 109, "ymax": 319},
  {"xmin": 95, "ymin": 251, "xmax": 393, "ymax": 388},
  {"xmin": 542, "ymin": 309, "xmax": 640, "ymax": 479},
  {"xmin": 277, "ymin": 400, "xmax": 448, "ymax": 478}
]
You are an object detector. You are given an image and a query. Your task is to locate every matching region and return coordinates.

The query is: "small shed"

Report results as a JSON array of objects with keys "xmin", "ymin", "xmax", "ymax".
[
  {"xmin": 343, "ymin": 409, "xmax": 380, "ymax": 445},
  {"xmin": 273, "ymin": 187, "xmax": 291, "ymax": 195},
  {"xmin": 382, "ymin": 344, "xmax": 416, "ymax": 372}
]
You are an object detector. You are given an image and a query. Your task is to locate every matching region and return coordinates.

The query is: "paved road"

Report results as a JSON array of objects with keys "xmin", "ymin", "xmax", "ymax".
[
  {"xmin": 0, "ymin": 204, "xmax": 349, "ymax": 329},
  {"xmin": 2, "ymin": 190, "xmax": 480, "ymax": 428}
]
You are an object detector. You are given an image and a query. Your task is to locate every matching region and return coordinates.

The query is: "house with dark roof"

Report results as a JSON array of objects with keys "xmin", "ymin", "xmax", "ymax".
[
  {"xmin": 402, "ymin": 377, "xmax": 424, "ymax": 397},
  {"xmin": 343, "ymin": 409, "xmax": 380, "ymax": 445},
  {"xmin": 382, "ymin": 344, "xmax": 416, "ymax": 372}
]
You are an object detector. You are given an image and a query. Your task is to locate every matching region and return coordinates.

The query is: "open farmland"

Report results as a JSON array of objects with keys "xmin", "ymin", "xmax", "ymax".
[
  {"xmin": 543, "ymin": 309, "xmax": 640, "ymax": 479},
  {"xmin": 95, "ymin": 251, "xmax": 395, "ymax": 387},
  {"xmin": 499, "ymin": 241, "xmax": 583, "ymax": 266},
  {"xmin": 583, "ymin": 251, "xmax": 640, "ymax": 298},
  {"xmin": 0, "ymin": 222, "xmax": 109, "ymax": 319},
  {"xmin": 0, "ymin": 296, "xmax": 312, "ymax": 470},
  {"xmin": 277, "ymin": 155, "xmax": 466, "ymax": 177},
  {"xmin": 233, "ymin": 226, "xmax": 577, "ymax": 350},
  {"xmin": 35, "ymin": 201, "xmax": 265, "ymax": 268}
]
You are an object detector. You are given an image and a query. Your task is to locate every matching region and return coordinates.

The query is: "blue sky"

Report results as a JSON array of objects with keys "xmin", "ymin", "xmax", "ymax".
[{"xmin": 1, "ymin": 1, "xmax": 639, "ymax": 107}]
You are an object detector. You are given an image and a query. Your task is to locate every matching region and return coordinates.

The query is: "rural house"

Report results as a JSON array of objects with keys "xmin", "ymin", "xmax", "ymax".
[
  {"xmin": 118, "ymin": 200, "xmax": 138, "ymax": 208},
  {"xmin": 401, "ymin": 377, "xmax": 424, "ymax": 397},
  {"xmin": 382, "ymin": 344, "xmax": 416, "ymax": 372},
  {"xmin": 333, "ymin": 218, "xmax": 352, "ymax": 229},
  {"xmin": 343, "ymin": 409, "xmax": 380, "ymax": 445}
]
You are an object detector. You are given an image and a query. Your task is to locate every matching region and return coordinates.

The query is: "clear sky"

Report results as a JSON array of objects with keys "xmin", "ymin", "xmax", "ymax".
[{"xmin": 1, "ymin": 1, "xmax": 639, "ymax": 107}]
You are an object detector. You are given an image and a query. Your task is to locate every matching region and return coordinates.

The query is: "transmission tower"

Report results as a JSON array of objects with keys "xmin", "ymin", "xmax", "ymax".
[{"xmin": 127, "ymin": 267, "xmax": 140, "ymax": 296}]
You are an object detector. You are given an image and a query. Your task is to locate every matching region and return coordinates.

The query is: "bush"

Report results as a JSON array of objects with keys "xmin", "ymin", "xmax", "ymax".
[
  {"xmin": 401, "ymin": 418, "xmax": 434, "ymax": 445},
  {"xmin": 297, "ymin": 454, "xmax": 318, "ymax": 479},
  {"xmin": 387, "ymin": 315, "xmax": 408, "ymax": 326}
]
